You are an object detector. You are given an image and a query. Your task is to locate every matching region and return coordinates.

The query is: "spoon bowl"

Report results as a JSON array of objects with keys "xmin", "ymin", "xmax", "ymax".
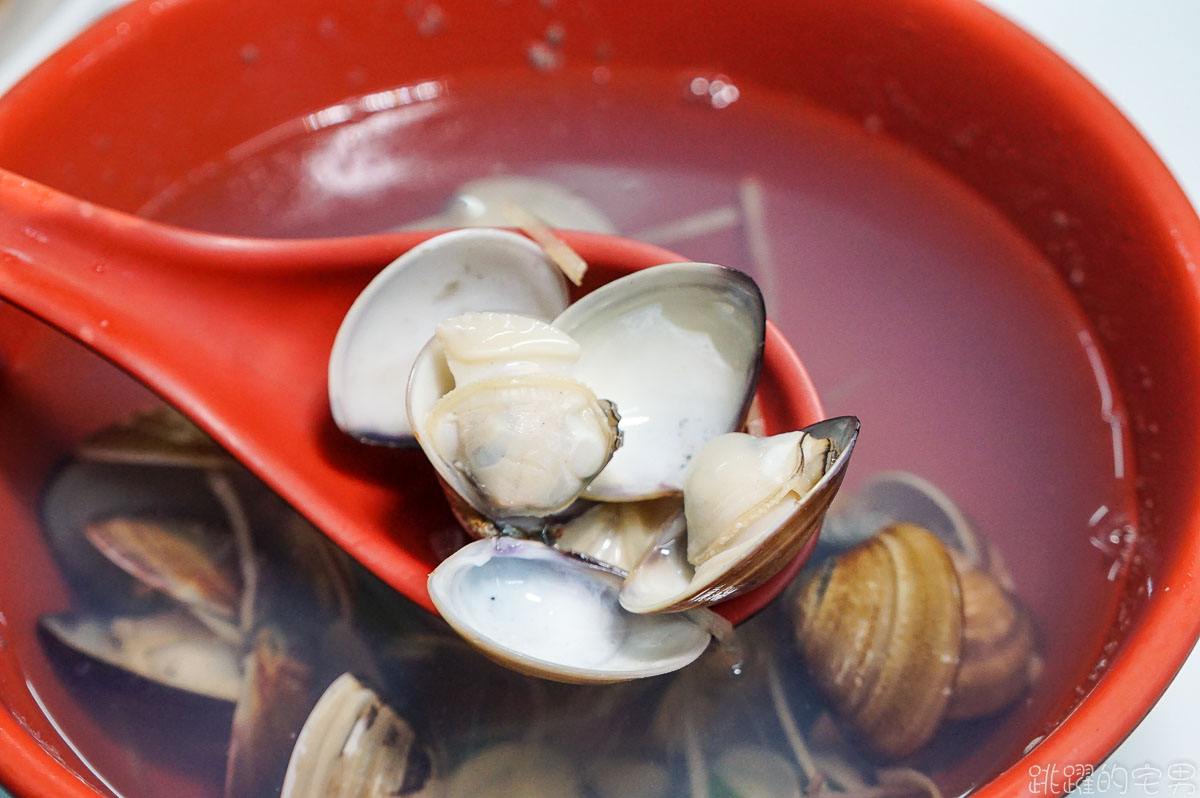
[{"xmin": 0, "ymin": 166, "xmax": 825, "ymax": 618}]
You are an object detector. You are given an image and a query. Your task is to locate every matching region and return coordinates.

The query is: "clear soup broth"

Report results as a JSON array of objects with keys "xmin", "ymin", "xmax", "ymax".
[{"xmin": 12, "ymin": 66, "xmax": 1135, "ymax": 798}]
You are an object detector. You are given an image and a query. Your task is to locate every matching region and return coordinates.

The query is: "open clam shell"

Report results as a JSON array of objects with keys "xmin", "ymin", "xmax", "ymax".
[
  {"xmin": 822, "ymin": 470, "xmax": 985, "ymax": 568},
  {"xmin": 225, "ymin": 626, "xmax": 315, "ymax": 798},
  {"xmin": 553, "ymin": 262, "xmax": 766, "ymax": 501},
  {"xmin": 83, "ymin": 516, "xmax": 242, "ymax": 642},
  {"xmin": 427, "ymin": 537, "xmax": 711, "ymax": 684},
  {"xmin": 620, "ymin": 417, "xmax": 859, "ymax": 614},
  {"xmin": 328, "ymin": 228, "xmax": 570, "ymax": 446},
  {"xmin": 281, "ymin": 673, "xmax": 438, "ymax": 798},
  {"xmin": 41, "ymin": 459, "xmax": 230, "ymax": 615},
  {"xmin": 551, "ymin": 496, "xmax": 682, "ymax": 573},
  {"xmin": 38, "ymin": 609, "xmax": 242, "ymax": 703},
  {"xmin": 76, "ymin": 405, "xmax": 232, "ymax": 469}
]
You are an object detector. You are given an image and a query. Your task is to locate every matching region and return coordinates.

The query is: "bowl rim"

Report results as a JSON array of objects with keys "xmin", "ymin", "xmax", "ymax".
[
  {"xmin": 945, "ymin": 3, "xmax": 1200, "ymax": 797},
  {"xmin": 1, "ymin": 0, "xmax": 1200, "ymax": 795}
]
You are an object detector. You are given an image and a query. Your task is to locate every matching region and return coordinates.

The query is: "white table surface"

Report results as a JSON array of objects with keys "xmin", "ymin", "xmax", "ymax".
[{"xmin": 0, "ymin": 1, "xmax": 1197, "ymax": 796}]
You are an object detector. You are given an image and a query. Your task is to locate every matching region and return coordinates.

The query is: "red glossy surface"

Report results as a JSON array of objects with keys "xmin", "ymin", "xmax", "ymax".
[{"xmin": 0, "ymin": 0, "xmax": 1198, "ymax": 796}]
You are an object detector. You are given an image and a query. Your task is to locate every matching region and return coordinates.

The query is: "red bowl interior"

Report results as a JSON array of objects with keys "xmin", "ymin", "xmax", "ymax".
[{"xmin": 1, "ymin": 0, "xmax": 1199, "ymax": 796}]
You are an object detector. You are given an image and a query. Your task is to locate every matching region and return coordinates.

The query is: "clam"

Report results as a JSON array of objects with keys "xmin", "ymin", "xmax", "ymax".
[
  {"xmin": 427, "ymin": 418, "xmax": 857, "ymax": 684},
  {"xmin": 427, "ymin": 537, "xmax": 712, "ymax": 683},
  {"xmin": 554, "ymin": 262, "xmax": 766, "ymax": 500},
  {"xmin": 328, "ymin": 228, "xmax": 571, "ymax": 446},
  {"xmin": 945, "ymin": 559, "xmax": 1037, "ymax": 721},
  {"xmin": 820, "ymin": 470, "xmax": 985, "ymax": 568},
  {"xmin": 83, "ymin": 516, "xmax": 242, "ymax": 643},
  {"xmin": 41, "ymin": 459, "xmax": 230, "ymax": 614},
  {"xmin": 793, "ymin": 520, "xmax": 1039, "ymax": 759},
  {"xmin": 225, "ymin": 626, "xmax": 314, "ymax": 798},
  {"xmin": 400, "ymin": 175, "xmax": 617, "ymax": 234},
  {"xmin": 76, "ymin": 404, "xmax": 233, "ymax": 469},
  {"xmin": 280, "ymin": 673, "xmax": 439, "ymax": 798},
  {"xmin": 408, "ymin": 261, "xmax": 768, "ymax": 520},
  {"xmin": 38, "ymin": 609, "xmax": 243, "ymax": 702},
  {"xmin": 792, "ymin": 524, "xmax": 963, "ymax": 759},
  {"xmin": 552, "ymin": 496, "xmax": 682, "ymax": 572},
  {"xmin": 620, "ymin": 419, "xmax": 858, "ymax": 613},
  {"xmin": 409, "ymin": 312, "xmax": 621, "ymax": 523}
]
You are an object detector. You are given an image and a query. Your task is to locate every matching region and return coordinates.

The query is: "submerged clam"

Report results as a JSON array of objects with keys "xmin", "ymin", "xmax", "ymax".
[
  {"xmin": 39, "ymin": 609, "xmax": 243, "ymax": 703},
  {"xmin": 820, "ymin": 470, "xmax": 985, "ymax": 568},
  {"xmin": 793, "ymin": 524, "xmax": 963, "ymax": 759},
  {"xmin": 281, "ymin": 673, "xmax": 439, "ymax": 798},
  {"xmin": 400, "ymin": 175, "xmax": 617, "ymax": 234},
  {"xmin": 793, "ymin": 521, "xmax": 1038, "ymax": 759},
  {"xmin": 945, "ymin": 558, "xmax": 1038, "ymax": 721}
]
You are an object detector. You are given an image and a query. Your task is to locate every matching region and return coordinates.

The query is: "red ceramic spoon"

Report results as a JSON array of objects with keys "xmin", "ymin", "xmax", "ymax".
[{"xmin": 0, "ymin": 166, "xmax": 823, "ymax": 622}]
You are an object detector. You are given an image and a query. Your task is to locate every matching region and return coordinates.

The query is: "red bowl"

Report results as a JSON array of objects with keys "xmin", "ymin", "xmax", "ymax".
[{"xmin": 1, "ymin": 0, "xmax": 1199, "ymax": 797}]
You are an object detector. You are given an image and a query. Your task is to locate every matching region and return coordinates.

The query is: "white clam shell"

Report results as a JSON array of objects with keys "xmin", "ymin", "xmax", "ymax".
[
  {"xmin": 280, "ymin": 673, "xmax": 435, "ymax": 798},
  {"xmin": 328, "ymin": 229, "xmax": 569, "ymax": 446},
  {"xmin": 427, "ymin": 537, "xmax": 711, "ymax": 684},
  {"xmin": 39, "ymin": 610, "xmax": 242, "ymax": 702},
  {"xmin": 619, "ymin": 417, "xmax": 859, "ymax": 614},
  {"xmin": 553, "ymin": 263, "xmax": 765, "ymax": 501},
  {"xmin": 424, "ymin": 373, "xmax": 619, "ymax": 518},
  {"xmin": 409, "ymin": 313, "xmax": 621, "ymax": 524}
]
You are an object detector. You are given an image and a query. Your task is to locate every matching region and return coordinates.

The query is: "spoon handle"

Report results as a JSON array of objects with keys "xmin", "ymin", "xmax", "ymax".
[{"xmin": 0, "ymin": 164, "xmax": 691, "ymax": 615}]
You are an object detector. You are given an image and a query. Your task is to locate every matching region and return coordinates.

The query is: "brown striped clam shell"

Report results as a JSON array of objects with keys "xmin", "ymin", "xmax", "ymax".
[
  {"xmin": 945, "ymin": 559, "xmax": 1038, "ymax": 720},
  {"xmin": 792, "ymin": 523, "xmax": 963, "ymax": 759}
]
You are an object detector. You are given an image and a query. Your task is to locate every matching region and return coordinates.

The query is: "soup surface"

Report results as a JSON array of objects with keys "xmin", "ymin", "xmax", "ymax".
[{"xmin": 8, "ymin": 65, "xmax": 1136, "ymax": 797}]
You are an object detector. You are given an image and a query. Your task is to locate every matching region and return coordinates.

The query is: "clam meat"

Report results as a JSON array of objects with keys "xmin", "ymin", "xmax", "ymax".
[
  {"xmin": 552, "ymin": 496, "xmax": 682, "ymax": 573},
  {"xmin": 620, "ymin": 419, "xmax": 858, "ymax": 614},
  {"xmin": 411, "ymin": 312, "xmax": 621, "ymax": 521}
]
